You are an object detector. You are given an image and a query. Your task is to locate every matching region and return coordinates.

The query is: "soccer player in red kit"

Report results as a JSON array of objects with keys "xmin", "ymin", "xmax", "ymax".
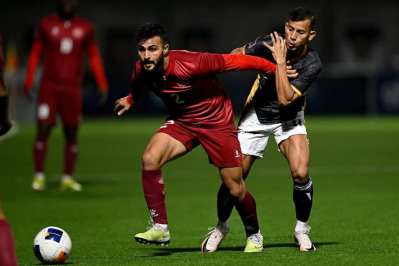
[
  {"xmin": 114, "ymin": 23, "xmax": 280, "ymax": 252},
  {"xmin": 0, "ymin": 35, "xmax": 18, "ymax": 266},
  {"xmin": 24, "ymin": 0, "xmax": 108, "ymax": 192}
]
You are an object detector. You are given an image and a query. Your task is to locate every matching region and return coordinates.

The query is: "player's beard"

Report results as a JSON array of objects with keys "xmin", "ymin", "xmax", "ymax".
[{"xmin": 142, "ymin": 57, "xmax": 164, "ymax": 72}]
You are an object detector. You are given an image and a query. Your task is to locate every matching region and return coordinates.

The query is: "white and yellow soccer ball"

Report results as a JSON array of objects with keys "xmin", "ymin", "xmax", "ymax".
[{"xmin": 33, "ymin": 226, "xmax": 72, "ymax": 264}]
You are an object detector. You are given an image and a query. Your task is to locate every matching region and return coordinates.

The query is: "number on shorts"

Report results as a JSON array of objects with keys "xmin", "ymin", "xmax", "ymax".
[{"xmin": 160, "ymin": 120, "xmax": 175, "ymax": 128}]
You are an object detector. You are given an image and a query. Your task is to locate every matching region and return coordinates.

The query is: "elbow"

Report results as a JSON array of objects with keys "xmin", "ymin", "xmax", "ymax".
[{"xmin": 278, "ymin": 99, "xmax": 292, "ymax": 106}]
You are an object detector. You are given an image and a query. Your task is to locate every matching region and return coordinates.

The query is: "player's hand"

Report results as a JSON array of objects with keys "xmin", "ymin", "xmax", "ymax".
[
  {"xmin": 263, "ymin": 31, "xmax": 287, "ymax": 65},
  {"xmin": 98, "ymin": 90, "xmax": 108, "ymax": 106},
  {"xmin": 114, "ymin": 96, "xmax": 131, "ymax": 116},
  {"xmin": 0, "ymin": 117, "xmax": 12, "ymax": 136},
  {"xmin": 286, "ymin": 65, "xmax": 298, "ymax": 79},
  {"xmin": 23, "ymin": 87, "xmax": 33, "ymax": 102}
]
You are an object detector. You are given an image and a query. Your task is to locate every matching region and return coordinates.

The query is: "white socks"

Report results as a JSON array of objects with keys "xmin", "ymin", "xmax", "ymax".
[
  {"xmin": 216, "ymin": 219, "xmax": 230, "ymax": 233},
  {"xmin": 295, "ymin": 220, "xmax": 310, "ymax": 232},
  {"xmin": 34, "ymin": 172, "xmax": 45, "ymax": 180},
  {"xmin": 155, "ymin": 223, "xmax": 168, "ymax": 232},
  {"xmin": 61, "ymin": 174, "xmax": 73, "ymax": 181}
]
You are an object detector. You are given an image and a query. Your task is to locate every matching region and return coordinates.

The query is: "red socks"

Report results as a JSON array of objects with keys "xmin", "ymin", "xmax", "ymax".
[
  {"xmin": 142, "ymin": 169, "xmax": 168, "ymax": 224},
  {"xmin": 0, "ymin": 220, "xmax": 18, "ymax": 266},
  {"xmin": 64, "ymin": 141, "xmax": 79, "ymax": 176},
  {"xmin": 235, "ymin": 190, "xmax": 259, "ymax": 235},
  {"xmin": 34, "ymin": 138, "xmax": 47, "ymax": 173}
]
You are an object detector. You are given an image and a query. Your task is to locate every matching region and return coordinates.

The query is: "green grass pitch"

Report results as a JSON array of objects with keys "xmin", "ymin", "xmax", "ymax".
[{"xmin": 1, "ymin": 116, "xmax": 398, "ymax": 265}]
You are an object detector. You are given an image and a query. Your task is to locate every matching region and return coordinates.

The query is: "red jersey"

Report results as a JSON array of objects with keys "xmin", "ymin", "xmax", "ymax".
[
  {"xmin": 24, "ymin": 14, "xmax": 107, "ymax": 90},
  {"xmin": 128, "ymin": 50, "xmax": 276, "ymax": 127}
]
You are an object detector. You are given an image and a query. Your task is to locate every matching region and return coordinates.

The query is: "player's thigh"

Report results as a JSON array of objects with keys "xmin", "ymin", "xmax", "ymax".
[
  {"xmin": 198, "ymin": 123, "xmax": 242, "ymax": 168},
  {"xmin": 144, "ymin": 119, "xmax": 197, "ymax": 168},
  {"xmin": 242, "ymin": 154, "xmax": 257, "ymax": 180},
  {"xmin": 37, "ymin": 88, "xmax": 58, "ymax": 125},
  {"xmin": 60, "ymin": 88, "xmax": 82, "ymax": 127},
  {"xmin": 279, "ymin": 134, "xmax": 309, "ymax": 176},
  {"xmin": 144, "ymin": 133, "xmax": 188, "ymax": 168}
]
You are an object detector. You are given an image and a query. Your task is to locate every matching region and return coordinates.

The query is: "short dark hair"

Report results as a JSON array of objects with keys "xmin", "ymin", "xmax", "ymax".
[
  {"xmin": 289, "ymin": 7, "xmax": 316, "ymax": 29},
  {"xmin": 137, "ymin": 23, "xmax": 168, "ymax": 43}
]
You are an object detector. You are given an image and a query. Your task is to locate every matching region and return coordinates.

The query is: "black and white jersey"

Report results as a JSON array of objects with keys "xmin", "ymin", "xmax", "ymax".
[{"xmin": 243, "ymin": 34, "xmax": 322, "ymax": 124}]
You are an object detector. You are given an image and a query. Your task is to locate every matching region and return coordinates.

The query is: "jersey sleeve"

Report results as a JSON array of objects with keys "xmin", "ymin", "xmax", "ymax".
[
  {"xmin": 194, "ymin": 53, "xmax": 275, "ymax": 76},
  {"xmin": 85, "ymin": 25, "xmax": 108, "ymax": 91},
  {"xmin": 127, "ymin": 62, "xmax": 144, "ymax": 105},
  {"xmin": 244, "ymin": 35, "xmax": 271, "ymax": 57},
  {"xmin": 290, "ymin": 59, "xmax": 322, "ymax": 96},
  {"xmin": 24, "ymin": 21, "xmax": 45, "ymax": 90}
]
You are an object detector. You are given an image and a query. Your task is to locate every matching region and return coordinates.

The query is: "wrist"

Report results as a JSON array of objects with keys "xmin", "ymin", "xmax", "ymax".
[{"xmin": 127, "ymin": 95, "xmax": 135, "ymax": 106}]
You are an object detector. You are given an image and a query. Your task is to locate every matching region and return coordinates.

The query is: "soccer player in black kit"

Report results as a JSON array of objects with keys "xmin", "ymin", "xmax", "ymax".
[{"xmin": 202, "ymin": 7, "xmax": 322, "ymax": 253}]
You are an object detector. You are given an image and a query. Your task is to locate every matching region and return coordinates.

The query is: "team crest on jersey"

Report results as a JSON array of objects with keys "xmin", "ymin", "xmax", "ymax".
[
  {"xmin": 177, "ymin": 79, "xmax": 190, "ymax": 87},
  {"xmin": 51, "ymin": 27, "xmax": 59, "ymax": 36},
  {"xmin": 72, "ymin": 27, "xmax": 84, "ymax": 38}
]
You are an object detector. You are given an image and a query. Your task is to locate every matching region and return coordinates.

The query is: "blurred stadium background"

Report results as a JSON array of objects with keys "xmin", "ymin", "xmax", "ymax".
[
  {"xmin": 1, "ymin": 0, "xmax": 398, "ymax": 265},
  {"xmin": 1, "ymin": 0, "xmax": 399, "ymax": 119}
]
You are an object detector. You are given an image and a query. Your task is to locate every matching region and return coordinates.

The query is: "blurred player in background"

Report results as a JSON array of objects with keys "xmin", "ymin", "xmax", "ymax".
[
  {"xmin": 114, "ymin": 22, "xmax": 283, "ymax": 252},
  {"xmin": 0, "ymin": 35, "xmax": 18, "ymax": 266},
  {"xmin": 204, "ymin": 7, "xmax": 322, "ymax": 252},
  {"xmin": 23, "ymin": 0, "xmax": 108, "ymax": 192}
]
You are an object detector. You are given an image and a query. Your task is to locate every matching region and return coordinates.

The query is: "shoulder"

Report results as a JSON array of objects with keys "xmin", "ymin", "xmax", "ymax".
[
  {"xmin": 247, "ymin": 35, "xmax": 271, "ymax": 48},
  {"xmin": 305, "ymin": 47, "xmax": 322, "ymax": 71},
  {"xmin": 38, "ymin": 14, "xmax": 58, "ymax": 28},
  {"xmin": 133, "ymin": 61, "xmax": 142, "ymax": 79},
  {"xmin": 41, "ymin": 14, "xmax": 58, "ymax": 23},
  {"xmin": 74, "ymin": 16, "xmax": 94, "ymax": 29},
  {"xmin": 170, "ymin": 50, "xmax": 202, "ymax": 62}
]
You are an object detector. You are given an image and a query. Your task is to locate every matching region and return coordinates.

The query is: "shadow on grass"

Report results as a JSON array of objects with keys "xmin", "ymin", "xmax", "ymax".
[{"xmin": 137, "ymin": 241, "xmax": 340, "ymax": 257}]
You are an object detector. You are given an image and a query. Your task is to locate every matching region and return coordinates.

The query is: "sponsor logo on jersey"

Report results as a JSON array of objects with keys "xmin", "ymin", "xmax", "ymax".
[
  {"xmin": 177, "ymin": 79, "xmax": 190, "ymax": 87},
  {"xmin": 235, "ymin": 150, "xmax": 240, "ymax": 158},
  {"xmin": 72, "ymin": 27, "xmax": 84, "ymax": 38},
  {"xmin": 51, "ymin": 27, "xmax": 59, "ymax": 36}
]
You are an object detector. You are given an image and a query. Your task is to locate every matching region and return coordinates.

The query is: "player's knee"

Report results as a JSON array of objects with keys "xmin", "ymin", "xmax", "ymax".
[
  {"xmin": 291, "ymin": 166, "xmax": 309, "ymax": 183},
  {"xmin": 142, "ymin": 151, "xmax": 161, "ymax": 170},
  {"xmin": 228, "ymin": 183, "xmax": 245, "ymax": 201}
]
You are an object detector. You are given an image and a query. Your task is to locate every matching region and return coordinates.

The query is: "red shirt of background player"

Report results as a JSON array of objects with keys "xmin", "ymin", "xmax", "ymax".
[{"xmin": 24, "ymin": 14, "xmax": 107, "ymax": 91}]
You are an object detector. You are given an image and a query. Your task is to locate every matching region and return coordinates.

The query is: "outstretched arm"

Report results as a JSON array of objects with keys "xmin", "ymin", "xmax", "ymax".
[
  {"xmin": 264, "ymin": 32, "xmax": 300, "ymax": 106},
  {"xmin": 222, "ymin": 53, "xmax": 276, "ymax": 74},
  {"xmin": 231, "ymin": 44, "xmax": 298, "ymax": 79}
]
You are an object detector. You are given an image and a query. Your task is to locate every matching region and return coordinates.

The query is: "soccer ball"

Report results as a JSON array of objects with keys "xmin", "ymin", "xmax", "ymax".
[{"xmin": 33, "ymin": 226, "xmax": 72, "ymax": 264}]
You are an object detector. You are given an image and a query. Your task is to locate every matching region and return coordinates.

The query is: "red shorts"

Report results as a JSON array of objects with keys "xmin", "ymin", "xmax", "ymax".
[
  {"xmin": 37, "ymin": 82, "xmax": 82, "ymax": 126},
  {"xmin": 157, "ymin": 119, "xmax": 242, "ymax": 168}
]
